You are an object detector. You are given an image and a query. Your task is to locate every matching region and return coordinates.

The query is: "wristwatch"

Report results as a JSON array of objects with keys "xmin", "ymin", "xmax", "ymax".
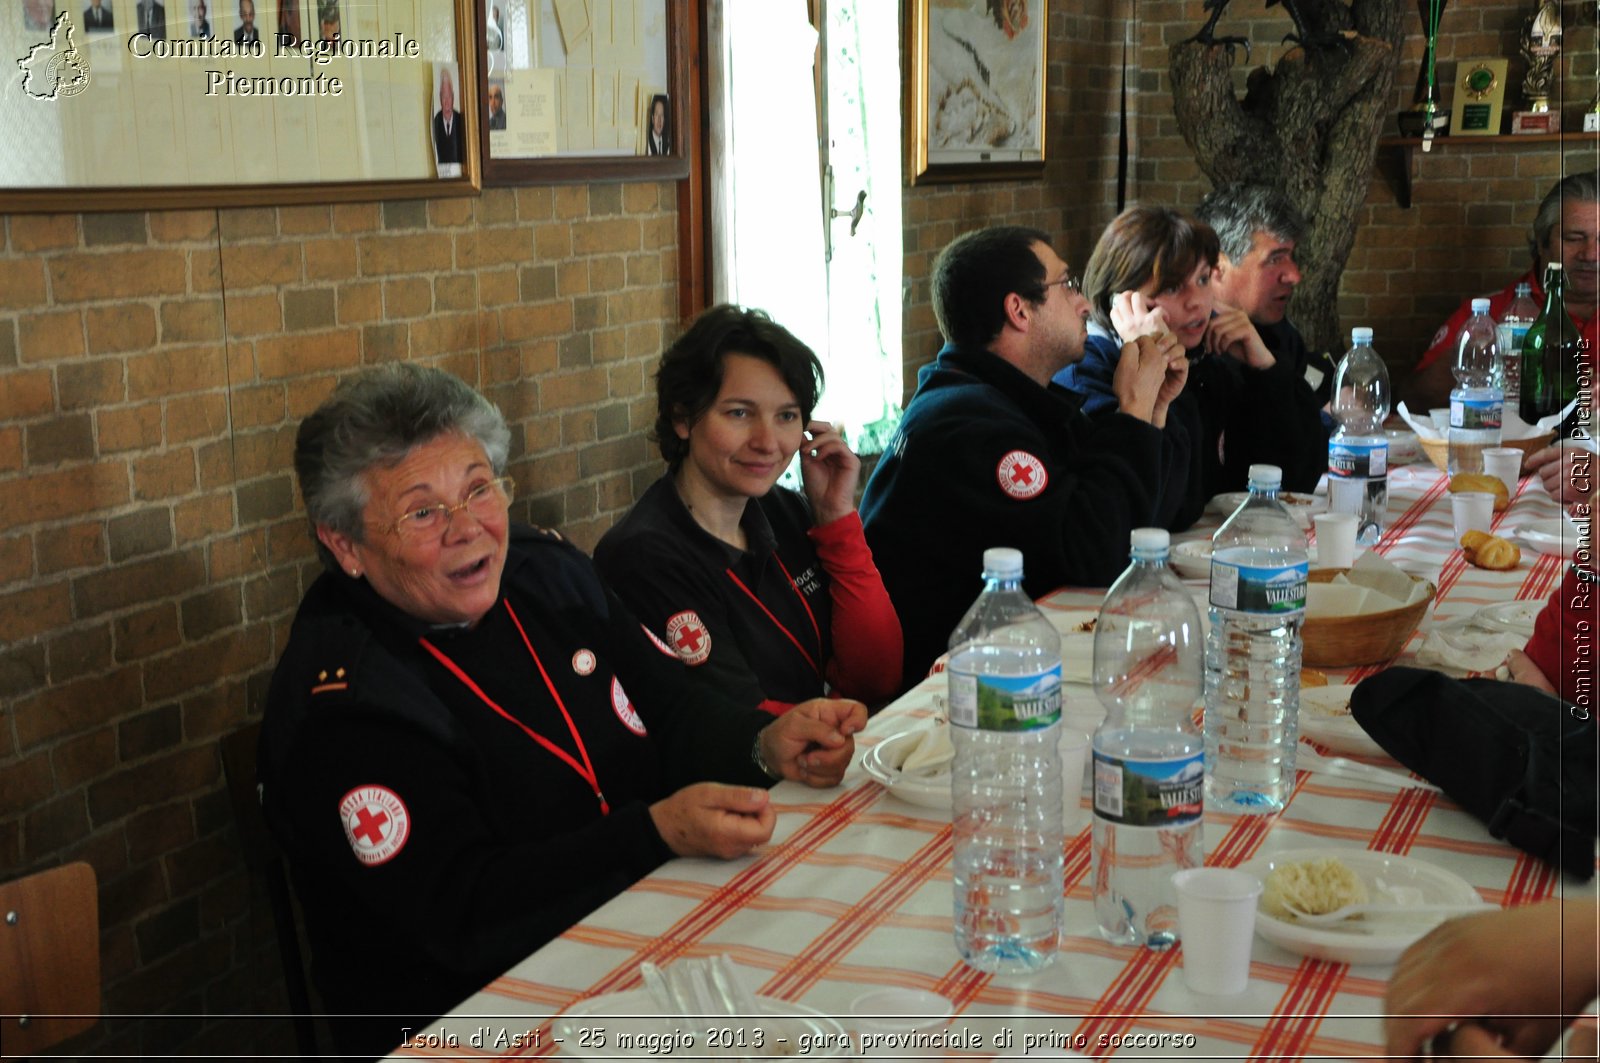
[{"xmin": 751, "ymin": 735, "xmax": 781, "ymax": 781}]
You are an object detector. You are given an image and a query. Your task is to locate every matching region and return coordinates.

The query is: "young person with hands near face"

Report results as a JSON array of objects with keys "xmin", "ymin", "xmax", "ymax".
[
  {"xmin": 1055, "ymin": 204, "xmax": 1329, "ymax": 530},
  {"xmin": 595, "ymin": 305, "xmax": 903, "ymax": 713}
]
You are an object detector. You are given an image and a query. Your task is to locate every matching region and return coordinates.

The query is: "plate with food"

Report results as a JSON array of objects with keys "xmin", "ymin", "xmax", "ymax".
[
  {"xmin": 1207, "ymin": 490, "xmax": 1325, "ymax": 529},
  {"xmin": 1170, "ymin": 539, "xmax": 1213, "ymax": 580},
  {"xmin": 1298, "ymin": 684, "xmax": 1384, "ymax": 758},
  {"xmin": 1239, "ymin": 849, "xmax": 1488, "ymax": 966},
  {"xmin": 553, "ymin": 988, "xmax": 851, "ymax": 1057}
]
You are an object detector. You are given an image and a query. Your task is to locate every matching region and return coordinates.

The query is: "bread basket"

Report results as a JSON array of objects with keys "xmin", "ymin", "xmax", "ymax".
[
  {"xmin": 1417, "ymin": 431, "xmax": 1555, "ymax": 473},
  {"xmin": 1301, "ymin": 569, "xmax": 1435, "ymax": 667}
]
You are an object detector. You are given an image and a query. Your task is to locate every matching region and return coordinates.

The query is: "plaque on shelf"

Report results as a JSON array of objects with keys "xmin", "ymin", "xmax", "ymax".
[
  {"xmin": 1449, "ymin": 58, "xmax": 1508, "ymax": 136},
  {"xmin": 1511, "ymin": 111, "xmax": 1562, "ymax": 134}
]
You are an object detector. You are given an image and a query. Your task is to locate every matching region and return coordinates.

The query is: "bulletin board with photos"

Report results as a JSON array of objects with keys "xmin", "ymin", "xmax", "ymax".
[
  {"xmin": 477, "ymin": 0, "xmax": 688, "ymax": 184},
  {"xmin": 0, "ymin": 0, "xmax": 480, "ymax": 211}
]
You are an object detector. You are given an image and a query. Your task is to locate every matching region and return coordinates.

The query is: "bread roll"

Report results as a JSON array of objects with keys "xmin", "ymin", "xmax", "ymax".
[
  {"xmin": 1449, "ymin": 472, "xmax": 1510, "ymax": 512},
  {"xmin": 1460, "ymin": 529, "xmax": 1520, "ymax": 570}
]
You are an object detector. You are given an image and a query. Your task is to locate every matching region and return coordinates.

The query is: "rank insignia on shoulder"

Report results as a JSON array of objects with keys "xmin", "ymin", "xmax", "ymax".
[{"xmin": 311, "ymin": 666, "xmax": 349, "ymax": 695}]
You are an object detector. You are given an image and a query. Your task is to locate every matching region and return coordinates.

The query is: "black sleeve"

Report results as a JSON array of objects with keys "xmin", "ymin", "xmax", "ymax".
[{"xmin": 1221, "ymin": 356, "xmax": 1330, "ymax": 493}]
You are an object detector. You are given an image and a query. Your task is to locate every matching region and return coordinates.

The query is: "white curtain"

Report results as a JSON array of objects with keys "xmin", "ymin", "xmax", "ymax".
[{"xmin": 705, "ymin": 0, "xmax": 830, "ymax": 365}]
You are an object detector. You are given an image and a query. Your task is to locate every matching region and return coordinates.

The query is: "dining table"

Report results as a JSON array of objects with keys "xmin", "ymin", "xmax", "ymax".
[{"xmin": 387, "ymin": 458, "xmax": 1595, "ymax": 1061}]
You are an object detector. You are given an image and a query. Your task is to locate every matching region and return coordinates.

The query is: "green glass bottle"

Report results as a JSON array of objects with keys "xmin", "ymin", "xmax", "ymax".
[{"xmin": 1518, "ymin": 262, "xmax": 1582, "ymax": 423}]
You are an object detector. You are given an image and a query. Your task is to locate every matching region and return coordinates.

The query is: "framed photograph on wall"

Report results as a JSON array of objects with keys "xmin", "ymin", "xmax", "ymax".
[
  {"xmin": 906, "ymin": 0, "xmax": 1046, "ymax": 185},
  {"xmin": 0, "ymin": 0, "xmax": 481, "ymax": 211}
]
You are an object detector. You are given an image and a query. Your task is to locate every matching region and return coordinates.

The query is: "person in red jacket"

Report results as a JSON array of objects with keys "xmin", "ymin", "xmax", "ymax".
[
  {"xmin": 1405, "ymin": 171, "xmax": 1599, "ymax": 411},
  {"xmin": 596, "ymin": 305, "xmax": 904, "ymax": 713}
]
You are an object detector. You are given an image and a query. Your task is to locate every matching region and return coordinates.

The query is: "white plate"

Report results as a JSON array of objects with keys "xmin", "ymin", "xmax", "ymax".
[
  {"xmin": 1514, "ymin": 517, "xmax": 1586, "ymax": 559},
  {"xmin": 1473, "ymin": 598, "xmax": 1543, "ymax": 638},
  {"xmin": 862, "ymin": 727, "xmax": 1092, "ymax": 811},
  {"xmin": 1299, "ymin": 684, "xmax": 1384, "ymax": 758},
  {"xmin": 1240, "ymin": 849, "xmax": 1487, "ymax": 966},
  {"xmin": 553, "ymin": 988, "xmax": 851, "ymax": 1058},
  {"xmin": 1207, "ymin": 491, "xmax": 1325, "ymax": 529},
  {"xmin": 1043, "ymin": 609, "xmax": 1098, "ymax": 682},
  {"xmin": 1170, "ymin": 539, "xmax": 1213, "ymax": 580}
]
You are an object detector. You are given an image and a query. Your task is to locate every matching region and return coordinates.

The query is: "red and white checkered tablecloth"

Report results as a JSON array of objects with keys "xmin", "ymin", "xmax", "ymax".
[{"xmin": 389, "ymin": 465, "xmax": 1594, "ymax": 1061}]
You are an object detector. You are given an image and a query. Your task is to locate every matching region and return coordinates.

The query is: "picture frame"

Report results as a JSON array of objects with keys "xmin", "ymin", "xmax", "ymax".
[
  {"xmin": 476, "ymin": 0, "xmax": 689, "ymax": 186},
  {"xmin": 906, "ymin": 0, "xmax": 1047, "ymax": 185},
  {"xmin": 0, "ymin": 0, "xmax": 481, "ymax": 212}
]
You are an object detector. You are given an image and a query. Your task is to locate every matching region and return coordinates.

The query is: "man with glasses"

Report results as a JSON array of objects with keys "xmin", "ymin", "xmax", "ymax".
[{"xmin": 860, "ymin": 225, "xmax": 1181, "ymax": 686}]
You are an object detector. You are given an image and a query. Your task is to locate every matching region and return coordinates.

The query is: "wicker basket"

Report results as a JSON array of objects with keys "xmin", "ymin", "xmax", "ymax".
[
  {"xmin": 1417, "ymin": 431, "xmax": 1555, "ymax": 473},
  {"xmin": 1302, "ymin": 569, "xmax": 1435, "ymax": 668}
]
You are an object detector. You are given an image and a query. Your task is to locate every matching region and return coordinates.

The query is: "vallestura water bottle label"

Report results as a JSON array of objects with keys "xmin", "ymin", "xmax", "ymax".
[
  {"xmin": 1092, "ymin": 751, "xmax": 1203, "ymax": 827},
  {"xmin": 1450, "ymin": 396, "xmax": 1504, "ymax": 431},
  {"xmin": 948, "ymin": 667, "xmax": 1062, "ymax": 731},
  {"xmin": 1328, "ymin": 439, "xmax": 1388, "ymax": 478},
  {"xmin": 1208, "ymin": 558, "xmax": 1308, "ymax": 613}
]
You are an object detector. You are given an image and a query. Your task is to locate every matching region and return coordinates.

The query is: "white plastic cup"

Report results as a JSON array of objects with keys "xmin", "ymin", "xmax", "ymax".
[
  {"xmin": 1172, "ymin": 867, "xmax": 1262, "ymax": 996},
  {"xmin": 849, "ymin": 988, "xmax": 951, "ymax": 1058},
  {"xmin": 1451, "ymin": 491, "xmax": 1495, "ymax": 542},
  {"xmin": 1327, "ymin": 476, "xmax": 1365, "ymax": 517},
  {"xmin": 1058, "ymin": 729, "xmax": 1091, "ymax": 829},
  {"xmin": 1482, "ymin": 447, "xmax": 1523, "ymax": 497},
  {"xmin": 1312, "ymin": 512, "xmax": 1358, "ymax": 569},
  {"xmin": 1429, "ymin": 407, "xmax": 1451, "ymax": 434}
]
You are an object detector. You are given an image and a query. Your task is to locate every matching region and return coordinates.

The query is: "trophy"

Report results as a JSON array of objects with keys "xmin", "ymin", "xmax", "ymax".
[
  {"xmin": 1588, "ymin": 0, "xmax": 1600, "ymax": 132},
  {"xmin": 1512, "ymin": 0, "xmax": 1563, "ymax": 133}
]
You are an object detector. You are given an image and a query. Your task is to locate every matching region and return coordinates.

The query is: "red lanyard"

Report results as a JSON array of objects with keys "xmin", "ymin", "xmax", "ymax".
[
  {"xmin": 418, "ymin": 600, "xmax": 609, "ymax": 815},
  {"xmin": 724, "ymin": 553, "xmax": 823, "ymax": 678}
]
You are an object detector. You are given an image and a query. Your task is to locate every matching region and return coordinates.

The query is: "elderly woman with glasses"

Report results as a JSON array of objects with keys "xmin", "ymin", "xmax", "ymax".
[
  {"xmin": 1053, "ymin": 205, "xmax": 1327, "ymax": 529},
  {"xmin": 258, "ymin": 363, "xmax": 865, "ymax": 1059}
]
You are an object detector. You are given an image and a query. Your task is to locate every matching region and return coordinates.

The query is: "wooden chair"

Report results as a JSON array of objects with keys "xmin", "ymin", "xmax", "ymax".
[
  {"xmin": 220, "ymin": 721, "xmax": 321, "ymax": 1060},
  {"xmin": 0, "ymin": 861, "xmax": 100, "ymax": 1056}
]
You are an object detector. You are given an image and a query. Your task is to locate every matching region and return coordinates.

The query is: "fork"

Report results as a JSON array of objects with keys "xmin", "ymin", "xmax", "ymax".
[{"xmin": 1281, "ymin": 900, "xmax": 1489, "ymax": 926}]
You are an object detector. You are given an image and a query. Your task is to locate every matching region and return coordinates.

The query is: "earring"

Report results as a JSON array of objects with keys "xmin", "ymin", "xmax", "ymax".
[{"xmin": 349, "ymin": 568, "xmax": 361, "ymax": 578}]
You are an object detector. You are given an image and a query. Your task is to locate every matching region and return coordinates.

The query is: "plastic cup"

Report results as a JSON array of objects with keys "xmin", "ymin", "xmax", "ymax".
[
  {"xmin": 1058, "ymin": 729, "xmax": 1091, "ymax": 829},
  {"xmin": 849, "ymin": 988, "xmax": 951, "ymax": 1057},
  {"xmin": 1327, "ymin": 476, "xmax": 1365, "ymax": 517},
  {"xmin": 1482, "ymin": 447, "xmax": 1523, "ymax": 496},
  {"xmin": 1429, "ymin": 407, "xmax": 1451, "ymax": 434},
  {"xmin": 1172, "ymin": 867, "xmax": 1262, "ymax": 995},
  {"xmin": 1312, "ymin": 512, "xmax": 1358, "ymax": 569},
  {"xmin": 1451, "ymin": 491, "xmax": 1495, "ymax": 542}
]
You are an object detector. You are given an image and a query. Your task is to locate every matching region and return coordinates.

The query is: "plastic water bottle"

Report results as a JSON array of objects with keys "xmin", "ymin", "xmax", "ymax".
[
  {"xmin": 947, "ymin": 548, "xmax": 1063, "ymax": 973},
  {"xmin": 1091, "ymin": 529, "xmax": 1205, "ymax": 950},
  {"xmin": 1204, "ymin": 465, "xmax": 1308, "ymax": 814},
  {"xmin": 1327, "ymin": 327, "xmax": 1391, "ymax": 547},
  {"xmin": 1496, "ymin": 282, "xmax": 1538, "ymax": 412},
  {"xmin": 1449, "ymin": 298, "xmax": 1504, "ymax": 475}
]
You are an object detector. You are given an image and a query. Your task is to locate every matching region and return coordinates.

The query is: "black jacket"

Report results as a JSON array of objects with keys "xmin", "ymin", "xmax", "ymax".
[
  {"xmin": 860, "ymin": 344, "xmax": 1167, "ymax": 686},
  {"xmin": 259, "ymin": 526, "xmax": 770, "ymax": 1057}
]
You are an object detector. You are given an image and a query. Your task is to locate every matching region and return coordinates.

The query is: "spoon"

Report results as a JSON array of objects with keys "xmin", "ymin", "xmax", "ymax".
[{"xmin": 1280, "ymin": 900, "xmax": 1490, "ymax": 926}]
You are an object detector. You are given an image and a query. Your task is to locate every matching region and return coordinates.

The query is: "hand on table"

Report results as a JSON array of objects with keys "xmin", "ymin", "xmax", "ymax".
[
  {"xmin": 799, "ymin": 419, "xmax": 861, "ymax": 526},
  {"xmin": 1525, "ymin": 443, "xmax": 1596, "ymax": 511},
  {"xmin": 1502, "ymin": 648, "xmax": 1556, "ymax": 694},
  {"xmin": 1384, "ymin": 900, "xmax": 1599, "ymax": 1059},
  {"xmin": 1204, "ymin": 301, "xmax": 1274, "ymax": 369},
  {"xmin": 650, "ymin": 782, "xmax": 775, "ymax": 859},
  {"xmin": 759, "ymin": 697, "xmax": 867, "ymax": 787}
]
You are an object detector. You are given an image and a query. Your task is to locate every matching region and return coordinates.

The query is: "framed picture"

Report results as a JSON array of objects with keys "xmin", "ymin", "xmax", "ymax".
[
  {"xmin": 0, "ymin": 0, "xmax": 480, "ymax": 211},
  {"xmin": 476, "ymin": 0, "xmax": 689, "ymax": 185},
  {"xmin": 906, "ymin": 0, "xmax": 1047, "ymax": 185}
]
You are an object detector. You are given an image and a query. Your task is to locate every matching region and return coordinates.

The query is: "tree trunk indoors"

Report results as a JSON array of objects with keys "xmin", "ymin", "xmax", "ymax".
[{"xmin": 1169, "ymin": 0, "xmax": 1407, "ymax": 356}]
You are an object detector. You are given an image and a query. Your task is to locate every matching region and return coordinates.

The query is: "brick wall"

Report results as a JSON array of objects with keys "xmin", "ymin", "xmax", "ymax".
[{"xmin": 0, "ymin": 185, "xmax": 679, "ymax": 1056}]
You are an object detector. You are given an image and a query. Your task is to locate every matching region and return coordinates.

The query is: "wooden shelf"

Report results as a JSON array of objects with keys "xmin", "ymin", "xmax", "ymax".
[{"xmin": 1380, "ymin": 130, "xmax": 1600, "ymax": 208}]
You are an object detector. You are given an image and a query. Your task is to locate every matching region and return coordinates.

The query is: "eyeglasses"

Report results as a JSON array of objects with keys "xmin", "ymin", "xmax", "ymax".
[
  {"xmin": 1041, "ymin": 273, "xmax": 1081, "ymax": 296},
  {"xmin": 380, "ymin": 476, "xmax": 514, "ymax": 540}
]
